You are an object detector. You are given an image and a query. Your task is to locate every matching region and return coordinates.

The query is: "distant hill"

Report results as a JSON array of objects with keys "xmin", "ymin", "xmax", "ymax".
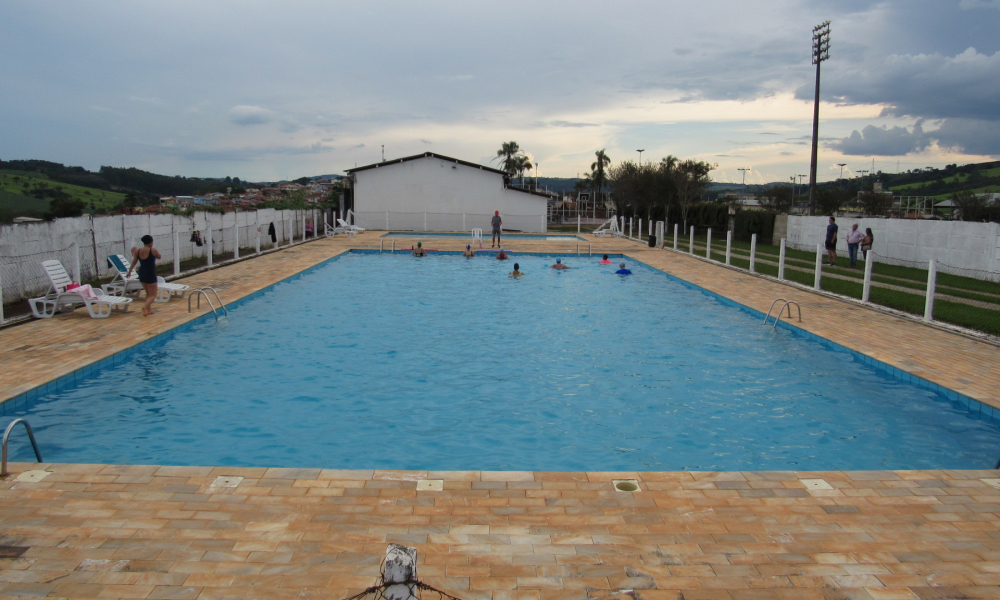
[{"xmin": 0, "ymin": 168, "xmax": 129, "ymax": 221}]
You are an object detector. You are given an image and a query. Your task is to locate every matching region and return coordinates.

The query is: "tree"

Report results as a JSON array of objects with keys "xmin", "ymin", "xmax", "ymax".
[
  {"xmin": 513, "ymin": 155, "xmax": 534, "ymax": 186},
  {"xmin": 757, "ymin": 184, "xmax": 794, "ymax": 213},
  {"xmin": 46, "ymin": 196, "xmax": 86, "ymax": 220},
  {"xmin": 857, "ymin": 191, "xmax": 893, "ymax": 217},
  {"xmin": 951, "ymin": 190, "xmax": 997, "ymax": 221},
  {"xmin": 672, "ymin": 159, "xmax": 716, "ymax": 225},
  {"xmin": 590, "ymin": 150, "xmax": 611, "ymax": 207},
  {"xmin": 494, "ymin": 141, "xmax": 523, "ymax": 179},
  {"xmin": 815, "ymin": 187, "xmax": 849, "ymax": 215}
]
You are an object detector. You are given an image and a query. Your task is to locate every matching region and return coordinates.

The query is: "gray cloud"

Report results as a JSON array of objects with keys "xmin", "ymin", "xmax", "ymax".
[
  {"xmin": 229, "ymin": 105, "xmax": 274, "ymax": 126},
  {"xmin": 832, "ymin": 123, "xmax": 928, "ymax": 156},
  {"xmin": 550, "ymin": 121, "xmax": 599, "ymax": 128},
  {"xmin": 812, "ymin": 48, "xmax": 1000, "ymax": 122}
]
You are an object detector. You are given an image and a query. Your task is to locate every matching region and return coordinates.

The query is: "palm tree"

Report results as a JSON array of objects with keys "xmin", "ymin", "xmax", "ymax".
[
  {"xmin": 494, "ymin": 141, "xmax": 522, "ymax": 179},
  {"xmin": 591, "ymin": 149, "xmax": 611, "ymax": 207},
  {"xmin": 514, "ymin": 155, "xmax": 534, "ymax": 186}
]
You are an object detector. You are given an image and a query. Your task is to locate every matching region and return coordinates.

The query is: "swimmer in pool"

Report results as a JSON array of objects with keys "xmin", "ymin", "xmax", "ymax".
[
  {"xmin": 615, "ymin": 262, "xmax": 632, "ymax": 275},
  {"xmin": 496, "ymin": 249, "xmax": 508, "ymax": 260},
  {"xmin": 599, "ymin": 254, "xmax": 612, "ymax": 264},
  {"xmin": 510, "ymin": 262, "xmax": 522, "ymax": 276},
  {"xmin": 412, "ymin": 241, "xmax": 426, "ymax": 257},
  {"xmin": 551, "ymin": 258, "xmax": 571, "ymax": 270},
  {"xmin": 463, "ymin": 244, "xmax": 475, "ymax": 257}
]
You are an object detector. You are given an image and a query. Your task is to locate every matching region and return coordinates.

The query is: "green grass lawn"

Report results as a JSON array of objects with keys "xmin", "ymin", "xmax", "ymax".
[
  {"xmin": 0, "ymin": 169, "xmax": 128, "ymax": 220},
  {"xmin": 0, "ymin": 189, "xmax": 49, "ymax": 222}
]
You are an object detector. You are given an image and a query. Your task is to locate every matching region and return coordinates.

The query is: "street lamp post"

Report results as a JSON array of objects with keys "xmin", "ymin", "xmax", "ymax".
[
  {"xmin": 636, "ymin": 149, "xmax": 644, "ymax": 166},
  {"xmin": 738, "ymin": 168, "xmax": 749, "ymax": 186},
  {"xmin": 808, "ymin": 20, "xmax": 831, "ymax": 217}
]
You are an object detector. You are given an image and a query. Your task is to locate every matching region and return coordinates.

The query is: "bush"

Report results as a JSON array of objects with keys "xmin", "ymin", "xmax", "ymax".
[{"xmin": 732, "ymin": 210, "xmax": 776, "ymax": 242}]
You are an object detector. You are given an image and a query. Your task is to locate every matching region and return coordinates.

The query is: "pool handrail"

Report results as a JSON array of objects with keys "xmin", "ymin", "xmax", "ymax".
[
  {"xmin": 773, "ymin": 301, "xmax": 802, "ymax": 327},
  {"xmin": 763, "ymin": 298, "xmax": 787, "ymax": 325},
  {"xmin": 2, "ymin": 418, "xmax": 43, "ymax": 477},
  {"xmin": 188, "ymin": 287, "xmax": 227, "ymax": 320}
]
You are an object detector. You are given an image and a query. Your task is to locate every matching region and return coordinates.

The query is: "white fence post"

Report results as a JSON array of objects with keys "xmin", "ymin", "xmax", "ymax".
[
  {"xmin": 749, "ymin": 234, "xmax": 757, "ymax": 273},
  {"xmin": 424, "ymin": 212, "xmax": 428, "ymax": 232},
  {"xmin": 256, "ymin": 231, "xmax": 261, "ymax": 255},
  {"xmin": 72, "ymin": 242, "xmax": 81, "ymax": 283},
  {"xmin": 302, "ymin": 214, "xmax": 306, "ymax": 243},
  {"xmin": 207, "ymin": 227, "xmax": 214, "ymax": 267},
  {"xmin": 814, "ymin": 244, "xmax": 823, "ymax": 290},
  {"xmin": 234, "ymin": 225, "xmax": 240, "ymax": 260},
  {"xmin": 656, "ymin": 221, "xmax": 664, "ymax": 248},
  {"xmin": 706, "ymin": 228, "xmax": 712, "ymax": 259},
  {"xmin": 778, "ymin": 238, "xmax": 786, "ymax": 281},
  {"xmin": 673, "ymin": 224, "xmax": 679, "ymax": 250},
  {"xmin": 688, "ymin": 226, "xmax": 694, "ymax": 254},
  {"xmin": 540, "ymin": 214, "xmax": 545, "ymax": 232},
  {"xmin": 386, "ymin": 211, "xmax": 390, "ymax": 230},
  {"xmin": 638, "ymin": 220, "xmax": 643, "ymax": 241},
  {"xmin": 629, "ymin": 217, "xmax": 633, "ymax": 239},
  {"xmin": 577, "ymin": 213, "xmax": 580, "ymax": 234},
  {"xmin": 924, "ymin": 259, "xmax": 937, "ymax": 322},
  {"xmin": 383, "ymin": 544, "xmax": 418, "ymax": 600},
  {"xmin": 173, "ymin": 230, "xmax": 180, "ymax": 276},
  {"xmin": 726, "ymin": 230, "xmax": 732, "ymax": 265},
  {"xmin": 862, "ymin": 251, "xmax": 873, "ymax": 302}
]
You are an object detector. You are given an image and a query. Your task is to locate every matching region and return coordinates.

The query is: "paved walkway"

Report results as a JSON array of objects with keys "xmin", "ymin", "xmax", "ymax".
[
  {"xmin": 2, "ymin": 232, "xmax": 1000, "ymax": 599},
  {"xmin": 2, "ymin": 463, "xmax": 999, "ymax": 600}
]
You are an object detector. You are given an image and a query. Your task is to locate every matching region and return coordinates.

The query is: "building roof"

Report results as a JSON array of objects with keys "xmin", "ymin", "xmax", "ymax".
[{"xmin": 345, "ymin": 152, "xmax": 507, "ymax": 176}]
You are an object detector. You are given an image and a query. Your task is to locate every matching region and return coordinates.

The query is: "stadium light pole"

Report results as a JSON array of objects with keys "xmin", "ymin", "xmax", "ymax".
[
  {"xmin": 636, "ymin": 149, "xmax": 644, "ymax": 166},
  {"xmin": 807, "ymin": 20, "xmax": 831, "ymax": 217}
]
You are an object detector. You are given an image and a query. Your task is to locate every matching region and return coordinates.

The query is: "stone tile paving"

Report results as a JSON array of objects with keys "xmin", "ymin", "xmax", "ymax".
[
  {"xmin": 2, "ymin": 464, "xmax": 999, "ymax": 600},
  {"xmin": 2, "ymin": 232, "xmax": 1000, "ymax": 598}
]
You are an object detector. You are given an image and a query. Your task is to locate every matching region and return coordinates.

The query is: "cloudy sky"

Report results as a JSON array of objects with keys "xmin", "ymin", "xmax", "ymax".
[{"xmin": 2, "ymin": 1, "xmax": 999, "ymax": 184}]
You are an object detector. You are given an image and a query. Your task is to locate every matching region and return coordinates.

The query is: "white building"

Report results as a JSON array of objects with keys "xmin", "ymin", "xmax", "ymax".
[{"xmin": 345, "ymin": 152, "xmax": 549, "ymax": 232}]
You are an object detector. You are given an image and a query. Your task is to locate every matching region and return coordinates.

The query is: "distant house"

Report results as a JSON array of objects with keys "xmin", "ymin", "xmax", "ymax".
[{"xmin": 345, "ymin": 152, "xmax": 549, "ymax": 232}]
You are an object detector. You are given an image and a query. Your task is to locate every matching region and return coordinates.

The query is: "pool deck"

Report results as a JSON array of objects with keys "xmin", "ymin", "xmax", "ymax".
[{"xmin": 2, "ymin": 232, "xmax": 1000, "ymax": 599}]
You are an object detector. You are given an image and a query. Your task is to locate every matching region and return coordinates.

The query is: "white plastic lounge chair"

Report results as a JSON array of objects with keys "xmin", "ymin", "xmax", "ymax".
[
  {"xmin": 593, "ymin": 216, "xmax": 622, "ymax": 238},
  {"xmin": 327, "ymin": 221, "xmax": 354, "ymax": 237},
  {"xmin": 103, "ymin": 254, "xmax": 189, "ymax": 303},
  {"xmin": 29, "ymin": 260, "xmax": 132, "ymax": 319},
  {"xmin": 337, "ymin": 218, "xmax": 366, "ymax": 234}
]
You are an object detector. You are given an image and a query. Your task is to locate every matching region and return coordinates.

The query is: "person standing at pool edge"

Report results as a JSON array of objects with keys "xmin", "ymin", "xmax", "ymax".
[
  {"xmin": 491, "ymin": 211, "xmax": 502, "ymax": 247},
  {"xmin": 126, "ymin": 234, "xmax": 161, "ymax": 317}
]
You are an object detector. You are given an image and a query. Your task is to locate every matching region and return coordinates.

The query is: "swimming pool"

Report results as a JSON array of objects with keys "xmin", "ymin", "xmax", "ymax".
[
  {"xmin": 380, "ymin": 231, "xmax": 585, "ymax": 241},
  {"xmin": 5, "ymin": 252, "xmax": 999, "ymax": 471}
]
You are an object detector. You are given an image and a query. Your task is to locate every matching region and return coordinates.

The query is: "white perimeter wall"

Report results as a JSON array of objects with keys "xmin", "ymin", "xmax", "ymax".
[
  {"xmin": 352, "ymin": 156, "xmax": 547, "ymax": 232},
  {"xmin": 785, "ymin": 215, "xmax": 1000, "ymax": 274},
  {"xmin": 0, "ymin": 208, "xmax": 325, "ymax": 303}
]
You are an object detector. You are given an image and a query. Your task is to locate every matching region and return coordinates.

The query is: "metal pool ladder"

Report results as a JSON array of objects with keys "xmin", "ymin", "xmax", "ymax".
[
  {"xmin": 764, "ymin": 298, "xmax": 801, "ymax": 327},
  {"xmin": 2, "ymin": 418, "xmax": 43, "ymax": 477},
  {"xmin": 188, "ymin": 287, "xmax": 228, "ymax": 320}
]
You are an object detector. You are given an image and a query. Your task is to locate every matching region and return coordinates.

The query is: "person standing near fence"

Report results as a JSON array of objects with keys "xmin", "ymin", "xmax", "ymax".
[
  {"xmin": 862, "ymin": 228, "xmax": 874, "ymax": 261},
  {"xmin": 126, "ymin": 235, "xmax": 161, "ymax": 317},
  {"xmin": 824, "ymin": 216, "xmax": 839, "ymax": 267},
  {"xmin": 846, "ymin": 223, "xmax": 864, "ymax": 267},
  {"xmin": 491, "ymin": 211, "xmax": 502, "ymax": 247}
]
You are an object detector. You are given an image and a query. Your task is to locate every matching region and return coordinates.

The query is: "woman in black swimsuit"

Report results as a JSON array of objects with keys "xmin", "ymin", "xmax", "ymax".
[{"xmin": 127, "ymin": 235, "xmax": 162, "ymax": 316}]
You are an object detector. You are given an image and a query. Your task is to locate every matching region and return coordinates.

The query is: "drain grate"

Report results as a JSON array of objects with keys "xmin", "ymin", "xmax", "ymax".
[
  {"xmin": 211, "ymin": 476, "xmax": 243, "ymax": 488},
  {"xmin": 613, "ymin": 479, "xmax": 641, "ymax": 492},
  {"xmin": 800, "ymin": 478, "xmax": 834, "ymax": 491},
  {"xmin": 416, "ymin": 480, "xmax": 444, "ymax": 491}
]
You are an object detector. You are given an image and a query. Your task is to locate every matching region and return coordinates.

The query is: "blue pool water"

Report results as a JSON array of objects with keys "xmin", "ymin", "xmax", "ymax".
[
  {"xmin": 5, "ymin": 252, "xmax": 1000, "ymax": 471},
  {"xmin": 380, "ymin": 231, "xmax": 585, "ymax": 241}
]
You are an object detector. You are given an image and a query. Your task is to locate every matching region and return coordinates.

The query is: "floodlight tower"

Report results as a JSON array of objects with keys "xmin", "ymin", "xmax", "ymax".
[
  {"xmin": 807, "ymin": 20, "xmax": 831, "ymax": 216},
  {"xmin": 636, "ymin": 149, "xmax": 645, "ymax": 166}
]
